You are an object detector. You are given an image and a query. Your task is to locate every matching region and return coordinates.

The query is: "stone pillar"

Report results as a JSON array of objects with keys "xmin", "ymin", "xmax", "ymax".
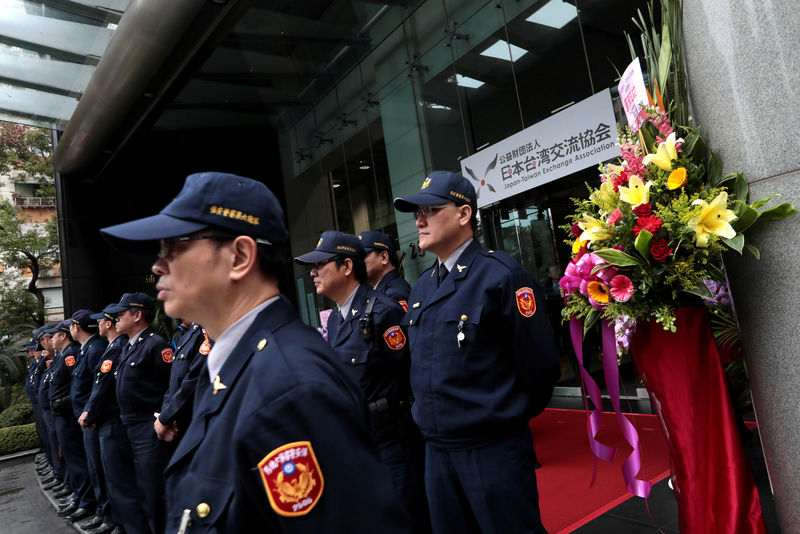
[{"xmin": 683, "ymin": 1, "xmax": 800, "ymax": 531}]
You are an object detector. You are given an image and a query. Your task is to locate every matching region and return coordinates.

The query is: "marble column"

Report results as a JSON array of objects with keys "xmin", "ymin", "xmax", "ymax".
[{"xmin": 683, "ymin": 1, "xmax": 800, "ymax": 531}]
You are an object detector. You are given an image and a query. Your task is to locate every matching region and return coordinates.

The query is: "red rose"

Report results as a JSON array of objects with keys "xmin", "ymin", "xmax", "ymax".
[
  {"xmin": 650, "ymin": 238, "xmax": 673, "ymax": 261},
  {"xmin": 632, "ymin": 203, "xmax": 652, "ymax": 217},
  {"xmin": 571, "ymin": 222, "xmax": 581, "ymax": 238},
  {"xmin": 633, "ymin": 214, "xmax": 663, "ymax": 236}
]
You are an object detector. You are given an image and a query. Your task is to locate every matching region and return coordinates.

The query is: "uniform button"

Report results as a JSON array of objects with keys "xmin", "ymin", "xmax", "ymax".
[
  {"xmin": 409, "ymin": 320, "xmax": 413, "ymax": 326},
  {"xmin": 130, "ymin": 362, "xmax": 135, "ymax": 366},
  {"xmin": 350, "ymin": 358, "xmax": 356, "ymax": 364},
  {"xmin": 196, "ymin": 502, "xmax": 210, "ymax": 518},
  {"xmin": 257, "ymin": 339, "xmax": 267, "ymax": 351}
]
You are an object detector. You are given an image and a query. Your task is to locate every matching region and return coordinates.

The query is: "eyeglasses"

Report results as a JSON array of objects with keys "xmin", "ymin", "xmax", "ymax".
[
  {"xmin": 413, "ymin": 203, "xmax": 458, "ymax": 220},
  {"xmin": 310, "ymin": 256, "xmax": 343, "ymax": 270},
  {"xmin": 157, "ymin": 234, "xmax": 233, "ymax": 259}
]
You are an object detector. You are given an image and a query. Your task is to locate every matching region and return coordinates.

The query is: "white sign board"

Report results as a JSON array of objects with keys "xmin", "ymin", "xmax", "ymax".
[
  {"xmin": 618, "ymin": 58, "xmax": 649, "ymax": 133},
  {"xmin": 460, "ymin": 89, "xmax": 620, "ymax": 209}
]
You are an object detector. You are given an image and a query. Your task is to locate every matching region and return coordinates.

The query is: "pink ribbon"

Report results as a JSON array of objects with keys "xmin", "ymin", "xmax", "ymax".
[{"xmin": 571, "ymin": 318, "xmax": 651, "ymax": 498}]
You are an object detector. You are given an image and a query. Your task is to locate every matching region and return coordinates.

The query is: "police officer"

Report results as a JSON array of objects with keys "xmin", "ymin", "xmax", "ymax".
[
  {"xmin": 37, "ymin": 328, "xmax": 68, "ymax": 496},
  {"xmin": 394, "ymin": 171, "xmax": 561, "ymax": 534},
  {"xmin": 106, "ymin": 292, "xmax": 172, "ymax": 534},
  {"xmin": 81, "ymin": 305, "xmax": 148, "ymax": 534},
  {"xmin": 69, "ymin": 310, "xmax": 110, "ymax": 531},
  {"xmin": 48, "ymin": 320, "xmax": 96, "ymax": 521},
  {"xmin": 100, "ymin": 171, "xmax": 410, "ymax": 533},
  {"xmin": 358, "ymin": 230, "xmax": 411, "ymax": 309},
  {"xmin": 296, "ymin": 231, "xmax": 430, "ymax": 533},
  {"xmin": 156, "ymin": 322, "xmax": 212, "ymax": 444}
]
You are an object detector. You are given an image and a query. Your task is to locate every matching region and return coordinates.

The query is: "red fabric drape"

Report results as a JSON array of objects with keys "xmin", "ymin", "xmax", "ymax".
[{"xmin": 630, "ymin": 306, "xmax": 766, "ymax": 534}]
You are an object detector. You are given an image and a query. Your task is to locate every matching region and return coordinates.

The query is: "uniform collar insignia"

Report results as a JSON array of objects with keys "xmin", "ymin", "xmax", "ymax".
[
  {"xmin": 351, "ymin": 309, "xmax": 358, "ymax": 316},
  {"xmin": 212, "ymin": 375, "xmax": 227, "ymax": 395},
  {"xmin": 456, "ymin": 264, "xmax": 467, "ymax": 273}
]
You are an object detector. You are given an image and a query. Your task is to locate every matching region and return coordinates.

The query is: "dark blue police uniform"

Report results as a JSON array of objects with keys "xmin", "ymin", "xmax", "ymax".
[
  {"xmin": 72, "ymin": 333, "xmax": 110, "ymax": 522},
  {"xmin": 83, "ymin": 333, "xmax": 150, "ymax": 534},
  {"xmin": 50, "ymin": 340, "xmax": 95, "ymax": 511},
  {"xmin": 29, "ymin": 355, "xmax": 51, "ymax": 461},
  {"xmin": 38, "ymin": 354, "xmax": 65, "ymax": 483},
  {"xmin": 158, "ymin": 323, "xmax": 211, "ymax": 442},
  {"xmin": 164, "ymin": 296, "xmax": 411, "ymax": 533},
  {"xmin": 115, "ymin": 325, "xmax": 173, "ymax": 534},
  {"xmin": 403, "ymin": 240, "xmax": 560, "ymax": 534},
  {"xmin": 376, "ymin": 269, "xmax": 412, "ymax": 306},
  {"xmin": 394, "ymin": 170, "xmax": 560, "ymax": 534},
  {"xmin": 325, "ymin": 283, "xmax": 430, "ymax": 534}
]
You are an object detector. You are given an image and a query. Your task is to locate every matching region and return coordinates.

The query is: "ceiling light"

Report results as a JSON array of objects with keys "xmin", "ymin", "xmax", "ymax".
[
  {"xmin": 359, "ymin": 161, "xmax": 370, "ymax": 170},
  {"xmin": 526, "ymin": 0, "xmax": 578, "ymax": 29},
  {"xmin": 447, "ymin": 74, "xmax": 485, "ymax": 89},
  {"xmin": 480, "ymin": 40, "xmax": 528, "ymax": 62}
]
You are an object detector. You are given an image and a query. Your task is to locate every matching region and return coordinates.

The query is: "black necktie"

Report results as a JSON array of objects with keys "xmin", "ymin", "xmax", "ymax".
[{"xmin": 438, "ymin": 263, "xmax": 449, "ymax": 286}]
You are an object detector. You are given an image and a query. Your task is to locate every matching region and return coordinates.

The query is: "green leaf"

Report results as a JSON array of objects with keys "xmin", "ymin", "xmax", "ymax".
[
  {"xmin": 731, "ymin": 202, "xmax": 759, "ymax": 233},
  {"xmin": 707, "ymin": 152, "xmax": 722, "ymax": 187},
  {"xmin": 634, "ymin": 229, "xmax": 653, "ymax": 260},
  {"xmin": 590, "ymin": 263, "xmax": 614, "ymax": 275},
  {"xmin": 733, "ymin": 174, "xmax": 749, "ymax": 203},
  {"xmin": 757, "ymin": 202, "xmax": 799, "ymax": 221},
  {"xmin": 657, "ymin": 21, "xmax": 671, "ymax": 98},
  {"xmin": 639, "ymin": 126, "xmax": 655, "ymax": 153},
  {"xmin": 745, "ymin": 244, "xmax": 760, "ymax": 259},
  {"xmin": 682, "ymin": 282, "xmax": 713, "ymax": 299},
  {"xmin": 683, "ymin": 132, "xmax": 706, "ymax": 164},
  {"xmin": 750, "ymin": 194, "xmax": 779, "ymax": 210},
  {"xmin": 584, "ymin": 309, "xmax": 601, "ymax": 337},
  {"xmin": 594, "ymin": 248, "xmax": 644, "ymax": 267},
  {"xmin": 722, "ymin": 234, "xmax": 745, "ymax": 254},
  {"xmin": 718, "ymin": 172, "xmax": 740, "ymax": 187}
]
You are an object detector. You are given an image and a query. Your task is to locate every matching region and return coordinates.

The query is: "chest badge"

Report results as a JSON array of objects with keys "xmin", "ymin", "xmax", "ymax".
[
  {"xmin": 65, "ymin": 355, "xmax": 76, "ymax": 367},
  {"xmin": 258, "ymin": 441, "xmax": 324, "ymax": 517},
  {"xmin": 456, "ymin": 264, "xmax": 467, "ymax": 273},
  {"xmin": 383, "ymin": 326, "xmax": 407, "ymax": 350},
  {"xmin": 515, "ymin": 287, "xmax": 537, "ymax": 317},
  {"xmin": 100, "ymin": 360, "xmax": 113, "ymax": 374}
]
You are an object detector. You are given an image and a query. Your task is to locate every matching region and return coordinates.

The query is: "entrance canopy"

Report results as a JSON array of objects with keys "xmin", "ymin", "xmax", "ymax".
[{"xmin": 0, "ymin": 0, "xmax": 125, "ymax": 129}]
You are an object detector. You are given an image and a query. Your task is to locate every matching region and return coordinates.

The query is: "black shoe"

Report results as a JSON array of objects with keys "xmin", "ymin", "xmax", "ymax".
[
  {"xmin": 40, "ymin": 474, "xmax": 56, "ymax": 484},
  {"xmin": 50, "ymin": 483, "xmax": 66, "ymax": 492},
  {"xmin": 78, "ymin": 516, "xmax": 105, "ymax": 530},
  {"xmin": 66, "ymin": 507, "xmax": 92, "ymax": 522},
  {"xmin": 93, "ymin": 522, "xmax": 116, "ymax": 534},
  {"xmin": 42, "ymin": 480, "xmax": 60, "ymax": 490},
  {"xmin": 53, "ymin": 488, "xmax": 72, "ymax": 498},
  {"xmin": 57, "ymin": 502, "xmax": 78, "ymax": 516},
  {"xmin": 109, "ymin": 527, "xmax": 125, "ymax": 534}
]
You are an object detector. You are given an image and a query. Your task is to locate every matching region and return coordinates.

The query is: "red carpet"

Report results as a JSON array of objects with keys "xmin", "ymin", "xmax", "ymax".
[{"xmin": 530, "ymin": 408, "xmax": 671, "ymax": 533}]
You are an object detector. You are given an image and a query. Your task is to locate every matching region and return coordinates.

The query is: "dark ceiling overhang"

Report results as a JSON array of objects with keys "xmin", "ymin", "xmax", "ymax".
[{"xmin": 52, "ymin": 0, "xmax": 251, "ymax": 177}]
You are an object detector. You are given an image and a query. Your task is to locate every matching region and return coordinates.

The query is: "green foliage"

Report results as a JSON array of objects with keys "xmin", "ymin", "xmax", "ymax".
[
  {"xmin": 0, "ymin": 384, "xmax": 28, "ymax": 410},
  {"xmin": 0, "ymin": 122, "xmax": 53, "ymax": 181},
  {"xmin": 0, "ymin": 422, "xmax": 38, "ymax": 456},
  {"xmin": 0, "ymin": 403, "xmax": 33, "ymax": 428}
]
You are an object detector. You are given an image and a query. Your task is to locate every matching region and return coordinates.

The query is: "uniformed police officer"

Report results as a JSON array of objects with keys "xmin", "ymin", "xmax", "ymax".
[
  {"xmin": 81, "ymin": 305, "xmax": 148, "ymax": 534},
  {"xmin": 156, "ymin": 321, "xmax": 212, "ymax": 444},
  {"xmin": 68, "ymin": 310, "xmax": 110, "ymax": 530},
  {"xmin": 48, "ymin": 319, "xmax": 96, "ymax": 521},
  {"xmin": 358, "ymin": 230, "xmax": 411, "ymax": 309},
  {"xmin": 394, "ymin": 170, "xmax": 561, "ymax": 534},
  {"xmin": 106, "ymin": 292, "xmax": 173, "ymax": 534},
  {"xmin": 100, "ymin": 171, "xmax": 411, "ymax": 533},
  {"xmin": 296, "ymin": 231, "xmax": 430, "ymax": 534},
  {"xmin": 37, "ymin": 328, "xmax": 68, "ymax": 496}
]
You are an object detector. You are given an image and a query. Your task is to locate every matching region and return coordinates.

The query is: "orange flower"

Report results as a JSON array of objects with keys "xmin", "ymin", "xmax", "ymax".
[
  {"xmin": 587, "ymin": 281, "xmax": 610, "ymax": 305},
  {"xmin": 667, "ymin": 167, "xmax": 687, "ymax": 190}
]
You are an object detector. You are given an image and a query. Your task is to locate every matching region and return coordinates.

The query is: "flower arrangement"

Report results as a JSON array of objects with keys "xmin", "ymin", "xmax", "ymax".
[{"xmin": 559, "ymin": 102, "xmax": 796, "ymax": 339}]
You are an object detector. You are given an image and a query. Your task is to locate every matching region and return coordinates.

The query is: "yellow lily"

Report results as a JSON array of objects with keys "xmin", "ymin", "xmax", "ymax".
[
  {"xmin": 687, "ymin": 192, "xmax": 738, "ymax": 247},
  {"xmin": 590, "ymin": 180, "xmax": 618, "ymax": 210},
  {"xmin": 572, "ymin": 238, "xmax": 588, "ymax": 254},
  {"xmin": 643, "ymin": 132, "xmax": 682, "ymax": 172},
  {"xmin": 618, "ymin": 175, "xmax": 652, "ymax": 207},
  {"xmin": 667, "ymin": 167, "xmax": 688, "ymax": 190},
  {"xmin": 578, "ymin": 215, "xmax": 611, "ymax": 244},
  {"xmin": 606, "ymin": 163, "xmax": 625, "ymax": 176}
]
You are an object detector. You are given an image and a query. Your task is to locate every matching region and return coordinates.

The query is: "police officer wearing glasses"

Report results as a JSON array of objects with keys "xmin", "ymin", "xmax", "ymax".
[
  {"xmin": 296, "ymin": 231, "xmax": 430, "ymax": 534},
  {"xmin": 101, "ymin": 172, "xmax": 410, "ymax": 533},
  {"xmin": 394, "ymin": 170, "xmax": 561, "ymax": 534},
  {"xmin": 358, "ymin": 230, "xmax": 411, "ymax": 310}
]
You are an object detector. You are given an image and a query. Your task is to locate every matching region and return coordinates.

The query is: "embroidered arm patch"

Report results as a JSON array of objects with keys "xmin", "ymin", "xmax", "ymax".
[
  {"xmin": 258, "ymin": 441, "xmax": 324, "ymax": 517},
  {"xmin": 515, "ymin": 287, "xmax": 536, "ymax": 317}
]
